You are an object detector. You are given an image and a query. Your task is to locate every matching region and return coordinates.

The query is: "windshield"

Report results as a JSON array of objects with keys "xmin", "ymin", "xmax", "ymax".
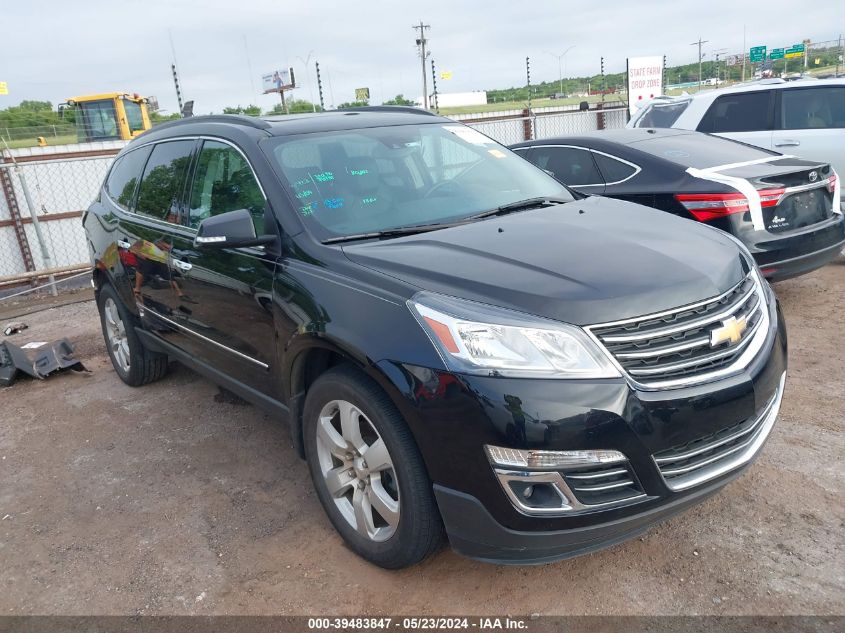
[
  {"xmin": 265, "ymin": 122, "xmax": 572, "ymax": 239},
  {"xmin": 634, "ymin": 99, "xmax": 690, "ymax": 128}
]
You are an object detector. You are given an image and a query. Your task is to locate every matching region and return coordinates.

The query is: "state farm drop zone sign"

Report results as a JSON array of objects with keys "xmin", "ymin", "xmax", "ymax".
[{"xmin": 627, "ymin": 55, "xmax": 664, "ymax": 115}]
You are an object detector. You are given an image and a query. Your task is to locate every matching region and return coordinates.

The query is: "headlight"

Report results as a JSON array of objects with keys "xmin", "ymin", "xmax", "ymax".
[{"xmin": 408, "ymin": 292, "xmax": 620, "ymax": 379}]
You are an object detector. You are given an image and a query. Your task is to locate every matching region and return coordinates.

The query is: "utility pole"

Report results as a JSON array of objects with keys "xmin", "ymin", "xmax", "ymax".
[
  {"xmin": 413, "ymin": 21, "xmax": 431, "ymax": 109},
  {"xmin": 690, "ymin": 37, "xmax": 709, "ymax": 88},
  {"xmin": 837, "ymin": 34, "xmax": 843, "ymax": 77},
  {"xmin": 742, "ymin": 25, "xmax": 747, "ymax": 81},
  {"xmin": 315, "ymin": 61, "xmax": 325, "ymax": 111}
]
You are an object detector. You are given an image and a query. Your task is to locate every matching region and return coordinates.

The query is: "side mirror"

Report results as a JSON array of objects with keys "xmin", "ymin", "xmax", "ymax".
[{"xmin": 194, "ymin": 208, "xmax": 276, "ymax": 249}]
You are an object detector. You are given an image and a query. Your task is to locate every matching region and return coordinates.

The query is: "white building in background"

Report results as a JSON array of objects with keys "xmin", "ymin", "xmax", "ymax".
[{"xmin": 422, "ymin": 91, "xmax": 488, "ymax": 108}]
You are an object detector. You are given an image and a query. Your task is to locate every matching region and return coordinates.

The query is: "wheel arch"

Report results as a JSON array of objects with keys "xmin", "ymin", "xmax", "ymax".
[{"xmin": 285, "ymin": 338, "xmax": 414, "ymax": 461}]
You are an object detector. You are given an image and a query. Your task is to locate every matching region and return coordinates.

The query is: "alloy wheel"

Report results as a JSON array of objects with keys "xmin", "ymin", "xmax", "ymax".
[
  {"xmin": 314, "ymin": 399, "xmax": 400, "ymax": 542},
  {"xmin": 103, "ymin": 297, "xmax": 131, "ymax": 373}
]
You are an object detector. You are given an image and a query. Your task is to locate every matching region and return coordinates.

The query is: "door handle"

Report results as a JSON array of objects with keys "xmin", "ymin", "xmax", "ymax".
[
  {"xmin": 774, "ymin": 140, "xmax": 800, "ymax": 147},
  {"xmin": 117, "ymin": 239, "xmax": 131, "ymax": 249},
  {"xmin": 173, "ymin": 259, "xmax": 193, "ymax": 272}
]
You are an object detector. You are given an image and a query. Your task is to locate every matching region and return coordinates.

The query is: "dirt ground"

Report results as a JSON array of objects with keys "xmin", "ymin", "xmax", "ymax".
[{"xmin": 0, "ymin": 260, "xmax": 843, "ymax": 617}]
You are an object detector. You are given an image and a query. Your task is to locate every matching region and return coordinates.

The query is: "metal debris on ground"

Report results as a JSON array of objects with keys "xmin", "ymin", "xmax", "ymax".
[
  {"xmin": 3, "ymin": 322, "xmax": 28, "ymax": 336},
  {"xmin": 0, "ymin": 338, "xmax": 88, "ymax": 387}
]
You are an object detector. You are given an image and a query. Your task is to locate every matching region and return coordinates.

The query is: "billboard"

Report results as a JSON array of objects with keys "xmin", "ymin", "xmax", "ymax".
[
  {"xmin": 0, "ymin": 82, "xmax": 8, "ymax": 95},
  {"xmin": 626, "ymin": 56, "xmax": 663, "ymax": 115},
  {"xmin": 355, "ymin": 87, "xmax": 370, "ymax": 101},
  {"xmin": 262, "ymin": 68, "xmax": 296, "ymax": 93}
]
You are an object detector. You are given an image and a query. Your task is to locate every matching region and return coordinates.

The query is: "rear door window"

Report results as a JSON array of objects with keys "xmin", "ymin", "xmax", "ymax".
[
  {"xmin": 697, "ymin": 91, "xmax": 773, "ymax": 133},
  {"xmin": 529, "ymin": 146, "xmax": 603, "ymax": 186},
  {"xmin": 105, "ymin": 146, "xmax": 151, "ymax": 210},
  {"xmin": 779, "ymin": 86, "xmax": 845, "ymax": 130},
  {"xmin": 134, "ymin": 140, "xmax": 196, "ymax": 222}
]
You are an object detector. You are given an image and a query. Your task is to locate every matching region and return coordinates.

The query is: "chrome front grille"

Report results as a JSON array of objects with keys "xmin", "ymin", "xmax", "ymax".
[
  {"xmin": 652, "ymin": 373, "xmax": 785, "ymax": 491},
  {"xmin": 588, "ymin": 273, "xmax": 766, "ymax": 388}
]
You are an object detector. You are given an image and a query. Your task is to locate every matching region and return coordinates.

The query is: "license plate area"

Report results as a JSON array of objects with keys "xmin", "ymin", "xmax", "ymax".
[{"xmin": 765, "ymin": 188, "xmax": 831, "ymax": 233}]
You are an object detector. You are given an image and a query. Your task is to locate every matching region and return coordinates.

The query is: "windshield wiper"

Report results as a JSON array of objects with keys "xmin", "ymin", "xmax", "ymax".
[
  {"xmin": 321, "ymin": 222, "xmax": 456, "ymax": 245},
  {"xmin": 468, "ymin": 196, "xmax": 570, "ymax": 220}
]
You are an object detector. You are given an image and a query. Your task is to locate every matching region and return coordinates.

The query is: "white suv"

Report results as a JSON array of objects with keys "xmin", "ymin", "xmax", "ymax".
[{"xmin": 628, "ymin": 78, "xmax": 845, "ymax": 199}]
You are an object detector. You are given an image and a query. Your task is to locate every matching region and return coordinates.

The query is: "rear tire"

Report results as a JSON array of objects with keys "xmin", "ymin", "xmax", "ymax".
[
  {"xmin": 97, "ymin": 283, "xmax": 168, "ymax": 387},
  {"xmin": 303, "ymin": 365, "xmax": 443, "ymax": 568}
]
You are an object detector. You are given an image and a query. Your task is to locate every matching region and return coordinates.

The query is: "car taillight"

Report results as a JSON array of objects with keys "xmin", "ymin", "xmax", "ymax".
[
  {"xmin": 674, "ymin": 193, "xmax": 750, "ymax": 222},
  {"xmin": 757, "ymin": 188, "xmax": 785, "ymax": 208},
  {"xmin": 675, "ymin": 188, "xmax": 785, "ymax": 222},
  {"xmin": 828, "ymin": 173, "xmax": 838, "ymax": 194}
]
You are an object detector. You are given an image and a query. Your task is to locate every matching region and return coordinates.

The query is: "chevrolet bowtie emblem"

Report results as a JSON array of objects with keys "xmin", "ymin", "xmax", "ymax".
[{"xmin": 710, "ymin": 315, "xmax": 748, "ymax": 347}]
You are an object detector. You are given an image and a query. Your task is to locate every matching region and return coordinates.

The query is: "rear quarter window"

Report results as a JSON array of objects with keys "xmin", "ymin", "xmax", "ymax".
[
  {"xmin": 592, "ymin": 153, "xmax": 637, "ymax": 183},
  {"xmin": 697, "ymin": 90, "xmax": 773, "ymax": 133},
  {"xmin": 105, "ymin": 146, "xmax": 151, "ymax": 210}
]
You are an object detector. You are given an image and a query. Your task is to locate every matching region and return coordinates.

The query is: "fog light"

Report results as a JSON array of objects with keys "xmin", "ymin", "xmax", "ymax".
[
  {"xmin": 485, "ymin": 445, "xmax": 626, "ymax": 470},
  {"xmin": 523, "ymin": 485, "xmax": 534, "ymax": 499}
]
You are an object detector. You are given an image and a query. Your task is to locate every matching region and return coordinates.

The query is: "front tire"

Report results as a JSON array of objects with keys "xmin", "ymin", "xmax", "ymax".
[
  {"xmin": 97, "ymin": 283, "xmax": 168, "ymax": 387},
  {"xmin": 303, "ymin": 365, "xmax": 443, "ymax": 568}
]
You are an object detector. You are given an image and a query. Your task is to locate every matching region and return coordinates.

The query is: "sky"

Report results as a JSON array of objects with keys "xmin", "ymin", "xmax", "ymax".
[{"xmin": 1, "ymin": 0, "xmax": 843, "ymax": 115}]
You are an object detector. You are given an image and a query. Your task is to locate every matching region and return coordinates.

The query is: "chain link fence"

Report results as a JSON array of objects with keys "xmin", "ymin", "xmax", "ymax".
[
  {"xmin": 457, "ymin": 103, "xmax": 628, "ymax": 145},
  {"xmin": 0, "ymin": 148, "xmax": 120, "ymax": 299}
]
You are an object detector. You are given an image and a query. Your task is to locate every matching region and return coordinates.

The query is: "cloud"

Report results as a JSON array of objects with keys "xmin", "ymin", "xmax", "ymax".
[{"xmin": 1, "ymin": 0, "xmax": 841, "ymax": 113}]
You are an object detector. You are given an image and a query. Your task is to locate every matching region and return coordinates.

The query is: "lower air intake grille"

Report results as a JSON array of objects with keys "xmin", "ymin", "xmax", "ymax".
[
  {"xmin": 652, "ymin": 375, "xmax": 785, "ymax": 491},
  {"xmin": 562, "ymin": 462, "xmax": 645, "ymax": 507}
]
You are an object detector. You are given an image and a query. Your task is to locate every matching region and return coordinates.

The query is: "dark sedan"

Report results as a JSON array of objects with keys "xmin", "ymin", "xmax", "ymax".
[{"xmin": 512, "ymin": 129, "xmax": 845, "ymax": 281}]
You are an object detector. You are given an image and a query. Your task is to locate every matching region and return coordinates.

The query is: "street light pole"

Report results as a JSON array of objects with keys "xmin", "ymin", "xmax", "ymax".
[{"xmin": 545, "ymin": 46, "xmax": 576, "ymax": 96}]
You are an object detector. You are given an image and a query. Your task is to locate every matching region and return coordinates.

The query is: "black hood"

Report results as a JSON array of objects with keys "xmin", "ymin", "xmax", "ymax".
[{"xmin": 342, "ymin": 197, "xmax": 749, "ymax": 325}]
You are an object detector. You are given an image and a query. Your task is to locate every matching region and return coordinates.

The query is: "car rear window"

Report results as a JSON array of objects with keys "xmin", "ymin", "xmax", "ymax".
[
  {"xmin": 634, "ymin": 100, "xmax": 690, "ymax": 128},
  {"xmin": 628, "ymin": 133, "xmax": 775, "ymax": 169}
]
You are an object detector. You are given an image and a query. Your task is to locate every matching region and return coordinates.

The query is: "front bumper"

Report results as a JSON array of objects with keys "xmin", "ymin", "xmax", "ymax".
[
  {"xmin": 435, "ymin": 470, "xmax": 739, "ymax": 564},
  {"xmin": 376, "ymin": 296, "xmax": 787, "ymax": 564}
]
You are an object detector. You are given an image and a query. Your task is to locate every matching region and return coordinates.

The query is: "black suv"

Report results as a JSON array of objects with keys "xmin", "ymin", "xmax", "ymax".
[{"xmin": 84, "ymin": 108, "xmax": 787, "ymax": 568}]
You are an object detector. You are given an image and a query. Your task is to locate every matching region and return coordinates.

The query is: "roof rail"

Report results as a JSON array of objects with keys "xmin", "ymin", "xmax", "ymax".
[
  {"xmin": 334, "ymin": 105, "xmax": 439, "ymax": 116},
  {"xmin": 149, "ymin": 114, "xmax": 273, "ymax": 133}
]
